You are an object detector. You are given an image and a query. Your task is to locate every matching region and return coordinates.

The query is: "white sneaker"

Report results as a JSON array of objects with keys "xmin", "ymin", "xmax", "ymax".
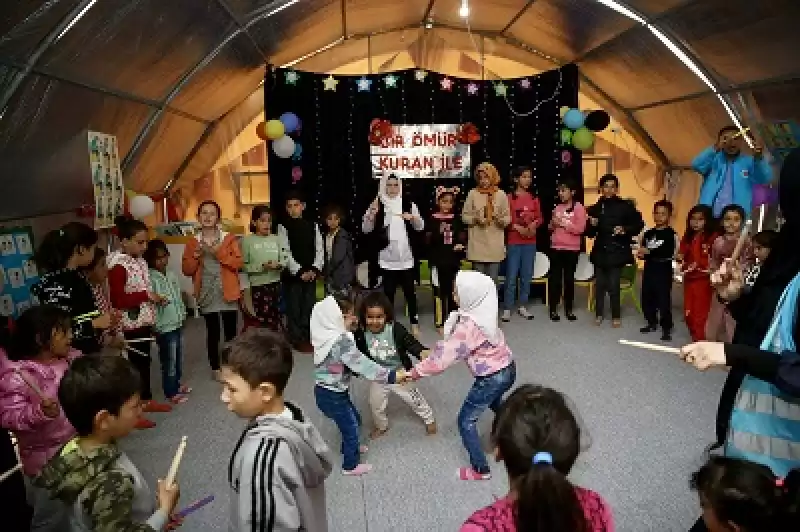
[
  {"xmin": 517, "ymin": 307, "xmax": 534, "ymax": 320},
  {"xmin": 501, "ymin": 309, "xmax": 511, "ymax": 322}
]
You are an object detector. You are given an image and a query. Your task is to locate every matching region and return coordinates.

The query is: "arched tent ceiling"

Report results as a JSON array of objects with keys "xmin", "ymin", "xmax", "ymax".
[{"xmin": 0, "ymin": 0, "xmax": 798, "ymax": 218}]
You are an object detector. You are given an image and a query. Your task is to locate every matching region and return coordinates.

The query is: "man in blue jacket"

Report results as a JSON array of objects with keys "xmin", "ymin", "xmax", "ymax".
[{"xmin": 693, "ymin": 125, "xmax": 772, "ymax": 217}]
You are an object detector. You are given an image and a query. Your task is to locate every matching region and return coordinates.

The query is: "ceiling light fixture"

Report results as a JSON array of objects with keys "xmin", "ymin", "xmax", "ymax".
[
  {"xmin": 459, "ymin": 0, "xmax": 470, "ymax": 19},
  {"xmin": 55, "ymin": 0, "xmax": 99, "ymax": 42}
]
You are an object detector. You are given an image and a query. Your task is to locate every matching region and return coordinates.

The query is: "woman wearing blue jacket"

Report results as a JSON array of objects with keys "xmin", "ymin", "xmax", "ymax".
[{"xmin": 693, "ymin": 126, "xmax": 772, "ymax": 217}]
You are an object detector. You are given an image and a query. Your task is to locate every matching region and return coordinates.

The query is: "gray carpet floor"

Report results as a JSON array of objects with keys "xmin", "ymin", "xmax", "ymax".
[{"xmin": 123, "ymin": 286, "xmax": 726, "ymax": 531}]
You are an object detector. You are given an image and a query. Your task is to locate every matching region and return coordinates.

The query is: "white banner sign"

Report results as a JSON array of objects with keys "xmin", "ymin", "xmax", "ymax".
[{"xmin": 370, "ymin": 124, "xmax": 470, "ymax": 179}]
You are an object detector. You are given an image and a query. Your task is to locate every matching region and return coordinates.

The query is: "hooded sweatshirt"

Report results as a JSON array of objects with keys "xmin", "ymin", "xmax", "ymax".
[
  {"xmin": 34, "ymin": 439, "xmax": 168, "ymax": 532},
  {"xmin": 228, "ymin": 401, "xmax": 333, "ymax": 532}
]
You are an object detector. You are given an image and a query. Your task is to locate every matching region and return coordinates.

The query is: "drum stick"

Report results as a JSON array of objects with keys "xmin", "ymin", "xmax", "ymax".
[
  {"xmin": 619, "ymin": 339, "xmax": 680, "ymax": 355},
  {"xmin": 124, "ymin": 337, "xmax": 156, "ymax": 344},
  {"xmin": 124, "ymin": 344, "xmax": 151, "ymax": 358},
  {"xmin": 0, "ymin": 463, "xmax": 22, "ymax": 484},
  {"xmin": 732, "ymin": 127, "xmax": 751, "ymax": 139},
  {"xmin": 730, "ymin": 219, "xmax": 753, "ymax": 263},
  {"xmin": 165, "ymin": 436, "xmax": 187, "ymax": 486},
  {"xmin": 14, "ymin": 369, "xmax": 45, "ymax": 399}
]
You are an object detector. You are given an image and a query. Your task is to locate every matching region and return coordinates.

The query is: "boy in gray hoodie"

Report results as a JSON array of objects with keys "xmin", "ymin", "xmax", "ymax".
[{"xmin": 220, "ymin": 328, "xmax": 333, "ymax": 532}]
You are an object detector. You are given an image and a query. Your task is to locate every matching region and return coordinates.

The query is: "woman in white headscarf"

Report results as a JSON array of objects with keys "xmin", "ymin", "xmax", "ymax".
[
  {"xmin": 362, "ymin": 173, "xmax": 425, "ymax": 337},
  {"xmin": 310, "ymin": 296, "xmax": 401, "ymax": 476},
  {"xmin": 405, "ymin": 271, "xmax": 517, "ymax": 481}
]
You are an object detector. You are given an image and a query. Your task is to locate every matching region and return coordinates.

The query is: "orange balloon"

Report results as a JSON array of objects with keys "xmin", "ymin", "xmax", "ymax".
[{"xmin": 255, "ymin": 122, "xmax": 268, "ymax": 141}]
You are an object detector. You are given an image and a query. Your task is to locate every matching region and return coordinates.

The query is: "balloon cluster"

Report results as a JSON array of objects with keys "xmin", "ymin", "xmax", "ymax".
[
  {"xmin": 368, "ymin": 119, "xmax": 393, "ymax": 146},
  {"xmin": 456, "ymin": 123, "xmax": 480, "ymax": 144},
  {"xmin": 559, "ymin": 107, "xmax": 611, "ymax": 152},
  {"xmin": 256, "ymin": 112, "xmax": 302, "ymax": 160},
  {"xmin": 129, "ymin": 195, "xmax": 155, "ymax": 219},
  {"xmin": 752, "ymin": 184, "xmax": 778, "ymax": 208}
]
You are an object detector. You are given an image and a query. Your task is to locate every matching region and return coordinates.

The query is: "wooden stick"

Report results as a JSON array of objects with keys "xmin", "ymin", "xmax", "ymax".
[
  {"xmin": 14, "ymin": 369, "xmax": 45, "ymax": 399},
  {"xmin": 732, "ymin": 127, "xmax": 751, "ymax": 139},
  {"xmin": 0, "ymin": 463, "xmax": 22, "ymax": 484},
  {"xmin": 124, "ymin": 344, "xmax": 151, "ymax": 358},
  {"xmin": 125, "ymin": 337, "xmax": 156, "ymax": 344},
  {"xmin": 165, "ymin": 436, "xmax": 187, "ymax": 486},
  {"xmin": 619, "ymin": 339, "xmax": 680, "ymax": 354},
  {"xmin": 730, "ymin": 219, "xmax": 753, "ymax": 263}
]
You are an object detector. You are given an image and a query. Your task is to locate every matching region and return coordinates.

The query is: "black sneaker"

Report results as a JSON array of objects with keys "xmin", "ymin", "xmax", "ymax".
[
  {"xmin": 565, "ymin": 312, "xmax": 577, "ymax": 321},
  {"xmin": 549, "ymin": 312, "xmax": 561, "ymax": 322},
  {"xmin": 661, "ymin": 330, "xmax": 672, "ymax": 341},
  {"xmin": 640, "ymin": 325, "xmax": 657, "ymax": 333}
]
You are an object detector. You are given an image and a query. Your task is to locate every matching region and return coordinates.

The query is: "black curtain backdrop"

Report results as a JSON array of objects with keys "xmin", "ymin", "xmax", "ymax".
[{"xmin": 265, "ymin": 64, "xmax": 581, "ymax": 258}]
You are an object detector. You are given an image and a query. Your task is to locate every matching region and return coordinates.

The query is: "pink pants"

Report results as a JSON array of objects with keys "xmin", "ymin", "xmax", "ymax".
[{"xmin": 705, "ymin": 296, "xmax": 736, "ymax": 343}]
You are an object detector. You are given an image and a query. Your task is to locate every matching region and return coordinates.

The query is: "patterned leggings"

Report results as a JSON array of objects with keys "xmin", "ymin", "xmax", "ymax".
[{"xmin": 244, "ymin": 283, "xmax": 285, "ymax": 333}]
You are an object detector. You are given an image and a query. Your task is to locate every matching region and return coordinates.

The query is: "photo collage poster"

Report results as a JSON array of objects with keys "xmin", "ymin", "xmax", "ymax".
[
  {"xmin": 88, "ymin": 131, "xmax": 124, "ymax": 229},
  {"xmin": 0, "ymin": 226, "xmax": 38, "ymax": 319}
]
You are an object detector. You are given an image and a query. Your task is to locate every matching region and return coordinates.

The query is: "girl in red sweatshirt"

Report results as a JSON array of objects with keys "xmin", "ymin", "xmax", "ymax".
[
  {"xmin": 677, "ymin": 205, "xmax": 716, "ymax": 341},
  {"xmin": 502, "ymin": 167, "xmax": 542, "ymax": 322}
]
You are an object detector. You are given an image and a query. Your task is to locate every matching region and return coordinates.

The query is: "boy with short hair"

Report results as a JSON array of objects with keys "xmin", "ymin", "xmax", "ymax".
[
  {"xmin": 35, "ymin": 356, "xmax": 180, "ymax": 532},
  {"xmin": 220, "ymin": 328, "xmax": 333, "ymax": 532},
  {"xmin": 277, "ymin": 190, "xmax": 324, "ymax": 354},
  {"xmin": 637, "ymin": 199, "xmax": 679, "ymax": 341},
  {"xmin": 321, "ymin": 204, "xmax": 355, "ymax": 297}
]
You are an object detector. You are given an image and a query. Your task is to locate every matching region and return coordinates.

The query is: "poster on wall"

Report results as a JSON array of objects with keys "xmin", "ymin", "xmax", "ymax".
[
  {"xmin": 0, "ymin": 226, "xmax": 38, "ymax": 319},
  {"xmin": 369, "ymin": 124, "xmax": 470, "ymax": 179},
  {"xmin": 88, "ymin": 131, "xmax": 124, "ymax": 229}
]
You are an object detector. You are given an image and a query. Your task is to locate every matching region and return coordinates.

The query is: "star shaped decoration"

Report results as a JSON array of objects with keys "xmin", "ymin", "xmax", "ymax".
[
  {"xmin": 357, "ymin": 77, "xmax": 372, "ymax": 92},
  {"xmin": 414, "ymin": 69, "xmax": 428, "ymax": 81},
  {"xmin": 322, "ymin": 75, "xmax": 338, "ymax": 91},
  {"xmin": 519, "ymin": 78, "xmax": 531, "ymax": 89},
  {"xmin": 284, "ymin": 71, "xmax": 299, "ymax": 85},
  {"xmin": 383, "ymin": 74, "xmax": 398, "ymax": 88},
  {"xmin": 494, "ymin": 81, "xmax": 507, "ymax": 97},
  {"xmin": 440, "ymin": 77, "xmax": 453, "ymax": 91},
  {"xmin": 466, "ymin": 82, "xmax": 480, "ymax": 95}
]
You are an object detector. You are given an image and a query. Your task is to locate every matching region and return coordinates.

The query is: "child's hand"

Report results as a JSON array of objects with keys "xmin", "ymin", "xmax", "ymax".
[
  {"xmin": 166, "ymin": 515, "xmax": 184, "ymax": 530},
  {"xmin": 401, "ymin": 213, "xmax": 414, "ymax": 221},
  {"xmin": 419, "ymin": 350, "xmax": 431, "ymax": 360},
  {"xmin": 453, "ymin": 244, "xmax": 464, "ymax": 252},
  {"xmin": 589, "ymin": 216, "xmax": 599, "ymax": 226},
  {"xmin": 41, "ymin": 398, "xmax": 60, "ymax": 419},
  {"xmin": 157, "ymin": 479, "xmax": 180, "ymax": 515},
  {"xmin": 680, "ymin": 342, "xmax": 726, "ymax": 371},
  {"xmin": 92, "ymin": 313, "xmax": 112, "ymax": 330},
  {"xmin": 150, "ymin": 293, "xmax": 167, "ymax": 305}
]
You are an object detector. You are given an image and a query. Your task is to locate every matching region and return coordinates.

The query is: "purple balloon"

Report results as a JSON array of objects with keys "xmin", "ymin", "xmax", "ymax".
[{"xmin": 752, "ymin": 184, "xmax": 778, "ymax": 207}]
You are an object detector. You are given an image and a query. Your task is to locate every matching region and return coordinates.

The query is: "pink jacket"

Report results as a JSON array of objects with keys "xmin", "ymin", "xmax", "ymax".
[
  {"xmin": 0, "ymin": 348, "xmax": 80, "ymax": 476},
  {"xmin": 550, "ymin": 202, "xmax": 587, "ymax": 251},
  {"xmin": 411, "ymin": 317, "xmax": 513, "ymax": 379}
]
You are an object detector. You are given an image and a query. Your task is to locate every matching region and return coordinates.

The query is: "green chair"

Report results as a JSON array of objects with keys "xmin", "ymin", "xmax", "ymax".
[
  {"xmin": 418, "ymin": 259, "xmax": 432, "ymax": 289},
  {"xmin": 619, "ymin": 264, "xmax": 642, "ymax": 314},
  {"xmin": 315, "ymin": 279, "xmax": 326, "ymax": 301}
]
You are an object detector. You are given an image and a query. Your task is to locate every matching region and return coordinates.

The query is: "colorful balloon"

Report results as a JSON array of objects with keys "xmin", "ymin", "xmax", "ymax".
[
  {"xmin": 266, "ymin": 119, "xmax": 285, "ymax": 140},
  {"xmin": 272, "ymin": 135, "xmax": 295, "ymax": 158},
  {"xmin": 563, "ymin": 109, "xmax": 585, "ymax": 130},
  {"xmin": 560, "ymin": 128, "xmax": 573, "ymax": 146},
  {"xmin": 571, "ymin": 127, "xmax": 595, "ymax": 151},
  {"xmin": 255, "ymin": 122, "xmax": 268, "ymax": 141},
  {"xmin": 559, "ymin": 106, "xmax": 570, "ymax": 119},
  {"xmin": 292, "ymin": 143, "xmax": 303, "ymax": 160},
  {"xmin": 279, "ymin": 112, "xmax": 299, "ymax": 133},
  {"xmin": 129, "ymin": 195, "xmax": 155, "ymax": 219},
  {"xmin": 584, "ymin": 110, "xmax": 611, "ymax": 132}
]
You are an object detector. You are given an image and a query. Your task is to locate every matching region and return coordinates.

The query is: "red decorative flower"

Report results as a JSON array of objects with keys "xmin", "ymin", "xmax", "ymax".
[
  {"xmin": 368, "ymin": 118, "xmax": 393, "ymax": 146},
  {"xmin": 456, "ymin": 123, "xmax": 480, "ymax": 145}
]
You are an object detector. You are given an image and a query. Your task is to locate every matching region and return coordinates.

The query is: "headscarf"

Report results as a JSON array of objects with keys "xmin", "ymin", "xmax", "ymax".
[
  {"xmin": 475, "ymin": 162, "xmax": 501, "ymax": 221},
  {"xmin": 378, "ymin": 173, "xmax": 406, "ymax": 243},
  {"xmin": 310, "ymin": 296, "xmax": 352, "ymax": 365},
  {"xmin": 443, "ymin": 270, "xmax": 500, "ymax": 343}
]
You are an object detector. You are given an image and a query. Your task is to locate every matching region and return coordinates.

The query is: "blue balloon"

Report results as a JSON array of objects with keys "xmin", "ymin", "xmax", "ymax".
[
  {"xmin": 292, "ymin": 143, "xmax": 303, "ymax": 161},
  {"xmin": 563, "ymin": 109, "xmax": 585, "ymax": 130},
  {"xmin": 280, "ymin": 112, "xmax": 299, "ymax": 133}
]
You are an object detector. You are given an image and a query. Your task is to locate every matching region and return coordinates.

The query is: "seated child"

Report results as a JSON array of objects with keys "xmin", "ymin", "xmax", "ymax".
[
  {"xmin": 0, "ymin": 306, "xmax": 80, "ymax": 532},
  {"xmin": 311, "ymin": 295, "xmax": 401, "ymax": 476},
  {"xmin": 354, "ymin": 291, "xmax": 436, "ymax": 438},
  {"xmin": 690, "ymin": 456, "xmax": 800, "ymax": 532},
  {"xmin": 35, "ymin": 355, "xmax": 180, "ymax": 531},
  {"xmin": 220, "ymin": 328, "xmax": 333, "ymax": 532},
  {"xmin": 461, "ymin": 385, "xmax": 614, "ymax": 531},
  {"xmin": 404, "ymin": 270, "xmax": 516, "ymax": 481}
]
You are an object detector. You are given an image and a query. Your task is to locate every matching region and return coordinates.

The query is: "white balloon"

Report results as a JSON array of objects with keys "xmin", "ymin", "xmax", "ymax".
[
  {"xmin": 272, "ymin": 135, "xmax": 295, "ymax": 159},
  {"xmin": 129, "ymin": 195, "xmax": 155, "ymax": 219}
]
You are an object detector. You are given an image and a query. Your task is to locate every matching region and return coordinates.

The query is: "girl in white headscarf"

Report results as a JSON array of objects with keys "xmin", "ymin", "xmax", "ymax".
[
  {"xmin": 310, "ymin": 296, "xmax": 401, "ymax": 476},
  {"xmin": 362, "ymin": 173, "xmax": 425, "ymax": 336},
  {"xmin": 405, "ymin": 270, "xmax": 517, "ymax": 481}
]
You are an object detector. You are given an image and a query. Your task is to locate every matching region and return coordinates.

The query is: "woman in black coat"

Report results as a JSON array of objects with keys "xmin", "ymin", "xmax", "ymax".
[{"xmin": 584, "ymin": 174, "xmax": 645, "ymax": 327}]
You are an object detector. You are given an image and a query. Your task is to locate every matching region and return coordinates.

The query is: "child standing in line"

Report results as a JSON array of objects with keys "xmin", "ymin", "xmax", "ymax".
[
  {"xmin": 109, "ymin": 216, "xmax": 170, "ymax": 429},
  {"xmin": 220, "ymin": 328, "xmax": 333, "ymax": 532},
  {"xmin": 462, "ymin": 162, "xmax": 511, "ymax": 283},
  {"xmin": 322, "ymin": 204, "xmax": 355, "ymax": 297},
  {"xmin": 311, "ymin": 296, "xmax": 402, "ymax": 476},
  {"xmin": 36, "ymin": 355, "xmax": 180, "ymax": 532},
  {"xmin": 503, "ymin": 166, "xmax": 542, "ymax": 322},
  {"xmin": 0, "ymin": 306, "xmax": 80, "ymax": 532},
  {"xmin": 707, "ymin": 205, "xmax": 752, "ymax": 343},
  {"xmin": 461, "ymin": 385, "xmax": 614, "ymax": 532},
  {"xmin": 241, "ymin": 205, "xmax": 288, "ymax": 332},
  {"xmin": 426, "ymin": 186, "xmax": 466, "ymax": 333},
  {"xmin": 405, "ymin": 270, "xmax": 516, "ymax": 481},
  {"xmin": 146, "ymin": 239, "xmax": 190, "ymax": 405},
  {"xmin": 354, "ymin": 291, "xmax": 436, "ymax": 438},
  {"xmin": 279, "ymin": 190, "xmax": 324, "ymax": 354},
  {"xmin": 83, "ymin": 247, "xmax": 125, "ymax": 351},
  {"xmin": 743, "ymin": 230, "xmax": 777, "ymax": 291},
  {"xmin": 678, "ymin": 205, "xmax": 716, "ymax": 342},
  {"xmin": 32, "ymin": 222, "xmax": 111, "ymax": 355},
  {"xmin": 637, "ymin": 200, "xmax": 679, "ymax": 341},
  {"xmin": 548, "ymin": 180, "xmax": 588, "ymax": 322}
]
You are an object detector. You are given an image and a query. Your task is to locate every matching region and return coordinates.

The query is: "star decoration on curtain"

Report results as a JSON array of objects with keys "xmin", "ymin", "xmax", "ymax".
[
  {"xmin": 440, "ymin": 78, "xmax": 453, "ymax": 91},
  {"xmin": 466, "ymin": 82, "xmax": 480, "ymax": 95},
  {"xmin": 284, "ymin": 71, "xmax": 299, "ymax": 85},
  {"xmin": 357, "ymin": 77, "xmax": 372, "ymax": 92},
  {"xmin": 414, "ymin": 70, "xmax": 428, "ymax": 81},
  {"xmin": 384, "ymin": 74, "xmax": 398, "ymax": 88},
  {"xmin": 519, "ymin": 79, "xmax": 531, "ymax": 89},
  {"xmin": 322, "ymin": 75, "xmax": 338, "ymax": 91},
  {"xmin": 494, "ymin": 82, "xmax": 507, "ymax": 96}
]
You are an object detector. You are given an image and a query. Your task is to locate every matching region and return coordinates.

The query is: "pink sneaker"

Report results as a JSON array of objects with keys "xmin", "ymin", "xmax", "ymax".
[
  {"xmin": 359, "ymin": 444, "xmax": 369, "ymax": 453},
  {"xmin": 457, "ymin": 467, "xmax": 491, "ymax": 481},
  {"xmin": 343, "ymin": 463, "xmax": 373, "ymax": 476}
]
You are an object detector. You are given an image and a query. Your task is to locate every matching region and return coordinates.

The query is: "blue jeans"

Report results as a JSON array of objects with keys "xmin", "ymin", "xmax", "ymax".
[
  {"xmin": 458, "ymin": 362, "xmax": 517, "ymax": 472},
  {"xmin": 504, "ymin": 244, "xmax": 536, "ymax": 309},
  {"xmin": 156, "ymin": 328, "xmax": 183, "ymax": 399},
  {"xmin": 314, "ymin": 385, "xmax": 362, "ymax": 471}
]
